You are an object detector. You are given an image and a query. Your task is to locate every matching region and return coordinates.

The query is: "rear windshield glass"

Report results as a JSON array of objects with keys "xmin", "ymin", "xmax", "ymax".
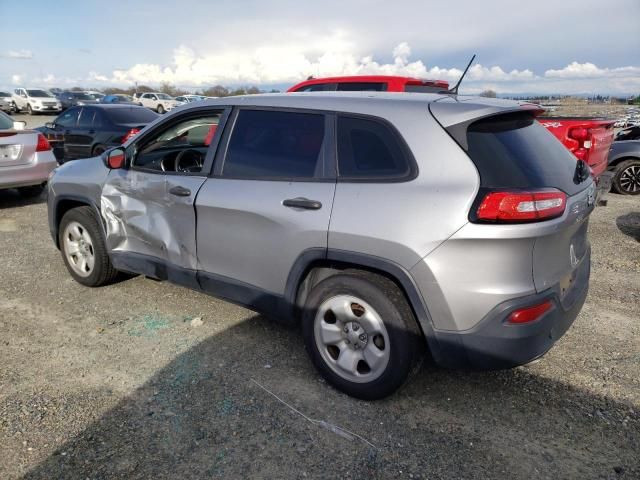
[
  {"xmin": 337, "ymin": 82, "xmax": 386, "ymax": 91},
  {"xmin": 106, "ymin": 107, "xmax": 158, "ymax": 124},
  {"xmin": 465, "ymin": 112, "xmax": 587, "ymax": 195}
]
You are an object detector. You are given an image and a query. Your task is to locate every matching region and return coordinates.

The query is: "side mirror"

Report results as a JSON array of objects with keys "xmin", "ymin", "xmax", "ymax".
[
  {"xmin": 13, "ymin": 121, "xmax": 26, "ymax": 131},
  {"xmin": 104, "ymin": 147, "xmax": 126, "ymax": 169},
  {"xmin": 45, "ymin": 122, "xmax": 56, "ymax": 129}
]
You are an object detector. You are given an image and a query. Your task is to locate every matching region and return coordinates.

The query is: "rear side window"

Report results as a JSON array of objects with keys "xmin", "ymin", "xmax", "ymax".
[
  {"xmin": 465, "ymin": 113, "xmax": 586, "ymax": 195},
  {"xmin": 297, "ymin": 83, "xmax": 337, "ymax": 92},
  {"xmin": 106, "ymin": 107, "xmax": 158, "ymax": 124},
  {"xmin": 337, "ymin": 116, "xmax": 412, "ymax": 180},
  {"xmin": 77, "ymin": 108, "xmax": 95, "ymax": 128},
  {"xmin": 223, "ymin": 110, "xmax": 325, "ymax": 179},
  {"xmin": 337, "ymin": 82, "xmax": 386, "ymax": 91}
]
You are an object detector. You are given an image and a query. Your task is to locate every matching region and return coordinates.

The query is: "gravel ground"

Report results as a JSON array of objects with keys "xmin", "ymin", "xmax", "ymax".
[{"xmin": 0, "ymin": 184, "xmax": 639, "ymax": 479}]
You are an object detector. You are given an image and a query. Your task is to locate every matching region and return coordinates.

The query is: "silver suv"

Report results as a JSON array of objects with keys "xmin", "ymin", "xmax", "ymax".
[{"xmin": 47, "ymin": 93, "xmax": 595, "ymax": 399}]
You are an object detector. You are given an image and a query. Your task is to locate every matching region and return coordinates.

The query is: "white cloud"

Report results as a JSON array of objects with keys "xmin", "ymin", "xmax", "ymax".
[
  {"xmin": 11, "ymin": 74, "xmax": 22, "ymax": 85},
  {"xmin": 4, "ymin": 49, "xmax": 33, "ymax": 59},
  {"xmin": 545, "ymin": 61, "xmax": 640, "ymax": 79}
]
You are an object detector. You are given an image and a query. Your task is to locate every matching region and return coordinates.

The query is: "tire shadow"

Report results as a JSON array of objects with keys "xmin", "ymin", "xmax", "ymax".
[
  {"xmin": 0, "ymin": 188, "xmax": 46, "ymax": 210},
  {"xmin": 15, "ymin": 316, "xmax": 640, "ymax": 480},
  {"xmin": 616, "ymin": 212, "xmax": 640, "ymax": 242}
]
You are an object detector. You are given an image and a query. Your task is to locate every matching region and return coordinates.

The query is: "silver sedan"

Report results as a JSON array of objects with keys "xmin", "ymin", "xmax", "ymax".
[{"xmin": 0, "ymin": 111, "xmax": 57, "ymax": 197}]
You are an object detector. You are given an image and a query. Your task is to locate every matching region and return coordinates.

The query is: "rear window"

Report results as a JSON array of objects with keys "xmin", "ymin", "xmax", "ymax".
[
  {"xmin": 465, "ymin": 113, "xmax": 587, "ymax": 195},
  {"xmin": 223, "ymin": 110, "xmax": 325, "ymax": 179},
  {"xmin": 337, "ymin": 116, "xmax": 412, "ymax": 179},
  {"xmin": 106, "ymin": 107, "xmax": 158, "ymax": 124},
  {"xmin": 337, "ymin": 82, "xmax": 386, "ymax": 91},
  {"xmin": 404, "ymin": 84, "xmax": 444, "ymax": 93}
]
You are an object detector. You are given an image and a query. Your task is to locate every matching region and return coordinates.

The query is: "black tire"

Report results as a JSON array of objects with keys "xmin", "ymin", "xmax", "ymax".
[
  {"xmin": 92, "ymin": 144, "xmax": 107, "ymax": 156},
  {"xmin": 17, "ymin": 184, "xmax": 45, "ymax": 198},
  {"xmin": 27, "ymin": 104, "xmax": 33, "ymax": 115},
  {"xmin": 58, "ymin": 206, "xmax": 119, "ymax": 287},
  {"xmin": 302, "ymin": 273, "xmax": 423, "ymax": 400},
  {"xmin": 156, "ymin": 104, "xmax": 165, "ymax": 114},
  {"xmin": 12, "ymin": 102, "xmax": 19, "ymax": 113},
  {"xmin": 612, "ymin": 159, "xmax": 640, "ymax": 195}
]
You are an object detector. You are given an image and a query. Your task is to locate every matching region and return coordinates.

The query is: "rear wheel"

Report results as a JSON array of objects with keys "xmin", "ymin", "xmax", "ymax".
[
  {"xmin": 613, "ymin": 159, "xmax": 640, "ymax": 195},
  {"xmin": 17, "ymin": 184, "xmax": 45, "ymax": 198},
  {"xmin": 156, "ymin": 104, "xmax": 165, "ymax": 114},
  {"xmin": 59, "ymin": 206, "xmax": 119, "ymax": 287},
  {"xmin": 302, "ymin": 273, "xmax": 423, "ymax": 400}
]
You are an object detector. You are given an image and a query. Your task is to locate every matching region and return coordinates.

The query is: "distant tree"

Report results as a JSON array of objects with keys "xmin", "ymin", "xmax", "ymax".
[
  {"xmin": 199, "ymin": 85, "xmax": 230, "ymax": 97},
  {"xmin": 479, "ymin": 89, "xmax": 497, "ymax": 98}
]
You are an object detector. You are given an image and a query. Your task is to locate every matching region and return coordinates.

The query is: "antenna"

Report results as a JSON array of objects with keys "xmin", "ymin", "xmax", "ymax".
[{"xmin": 447, "ymin": 54, "xmax": 476, "ymax": 95}]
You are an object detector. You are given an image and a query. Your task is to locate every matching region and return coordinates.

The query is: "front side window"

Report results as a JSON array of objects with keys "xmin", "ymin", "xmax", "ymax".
[
  {"xmin": 337, "ymin": 116, "xmax": 411, "ymax": 179},
  {"xmin": 222, "ymin": 109, "xmax": 325, "ymax": 179},
  {"xmin": 132, "ymin": 111, "xmax": 223, "ymax": 174},
  {"xmin": 55, "ymin": 108, "xmax": 80, "ymax": 128}
]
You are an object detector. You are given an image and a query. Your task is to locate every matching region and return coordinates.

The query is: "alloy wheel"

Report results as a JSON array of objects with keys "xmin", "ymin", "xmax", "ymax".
[{"xmin": 619, "ymin": 165, "xmax": 640, "ymax": 194}]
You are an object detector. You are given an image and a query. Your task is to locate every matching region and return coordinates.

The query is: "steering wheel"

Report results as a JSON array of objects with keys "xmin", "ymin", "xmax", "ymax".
[{"xmin": 174, "ymin": 149, "xmax": 204, "ymax": 173}]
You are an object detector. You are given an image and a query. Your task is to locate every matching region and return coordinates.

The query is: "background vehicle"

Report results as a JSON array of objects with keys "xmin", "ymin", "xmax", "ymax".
[
  {"xmin": 607, "ymin": 140, "xmax": 640, "ymax": 195},
  {"xmin": 138, "ymin": 92, "xmax": 178, "ymax": 113},
  {"xmin": 533, "ymin": 117, "xmax": 615, "ymax": 197},
  {"xmin": 615, "ymin": 125, "xmax": 640, "ymax": 141},
  {"xmin": 85, "ymin": 91, "xmax": 105, "ymax": 102},
  {"xmin": 288, "ymin": 75, "xmax": 450, "ymax": 92},
  {"xmin": 48, "ymin": 93, "xmax": 594, "ymax": 399},
  {"xmin": 11, "ymin": 88, "xmax": 62, "ymax": 115},
  {"xmin": 175, "ymin": 95, "xmax": 205, "ymax": 104},
  {"xmin": 37, "ymin": 105, "xmax": 158, "ymax": 162},
  {"xmin": 0, "ymin": 111, "xmax": 57, "ymax": 197},
  {"xmin": 100, "ymin": 94, "xmax": 137, "ymax": 105},
  {"xmin": 56, "ymin": 91, "xmax": 98, "ymax": 110},
  {"xmin": 0, "ymin": 91, "xmax": 13, "ymax": 113}
]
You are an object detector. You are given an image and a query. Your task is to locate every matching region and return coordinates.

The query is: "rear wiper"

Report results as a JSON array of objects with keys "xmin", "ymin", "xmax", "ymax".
[{"xmin": 574, "ymin": 159, "xmax": 590, "ymax": 184}]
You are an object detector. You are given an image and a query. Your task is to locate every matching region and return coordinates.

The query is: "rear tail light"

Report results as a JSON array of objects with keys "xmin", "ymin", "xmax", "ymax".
[
  {"xmin": 36, "ymin": 133, "xmax": 52, "ymax": 152},
  {"xmin": 121, "ymin": 128, "xmax": 140, "ymax": 144},
  {"xmin": 568, "ymin": 127, "xmax": 593, "ymax": 162},
  {"xmin": 508, "ymin": 300, "xmax": 553, "ymax": 324},
  {"xmin": 475, "ymin": 189, "xmax": 567, "ymax": 223}
]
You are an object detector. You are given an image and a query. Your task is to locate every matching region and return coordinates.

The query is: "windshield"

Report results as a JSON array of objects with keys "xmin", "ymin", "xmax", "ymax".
[
  {"xmin": 106, "ymin": 107, "xmax": 158, "ymax": 124},
  {"xmin": 0, "ymin": 111, "xmax": 14, "ymax": 130},
  {"xmin": 156, "ymin": 93, "xmax": 172, "ymax": 100},
  {"xmin": 26, "ymin": 89, "xmax": 53, "ymax": 97}
]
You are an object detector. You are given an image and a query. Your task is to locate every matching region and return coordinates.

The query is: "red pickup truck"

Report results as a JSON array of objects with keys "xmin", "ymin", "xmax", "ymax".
[
  {"xmin": 537, "ymin": 117, "xmax": 615, "ymax": 179},
  {"xmin": 288, "ymin": 75, "xmax": 449, "ymax": 93}
]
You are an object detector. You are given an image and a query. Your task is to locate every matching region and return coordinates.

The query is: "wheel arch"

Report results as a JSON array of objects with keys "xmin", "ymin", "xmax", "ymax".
[
  {"xmin": 285, "ymin": 248, "xmax": 446, "ymax": 361},
  {"xmin": 608, "ymin": 154, "xmax": 640, "ymax": 168},
  {"xmin": 51, "ymin": 195, "xmax": 105, "ymax": 249}
]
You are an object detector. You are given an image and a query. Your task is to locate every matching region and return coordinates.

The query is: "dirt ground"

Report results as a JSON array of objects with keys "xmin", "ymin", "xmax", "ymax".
[{"xmin": 0, "ymin": 186, "xmax": 639, "ymax": 479}]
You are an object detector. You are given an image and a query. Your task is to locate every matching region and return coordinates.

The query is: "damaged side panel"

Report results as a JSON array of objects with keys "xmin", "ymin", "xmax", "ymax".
[{"xmin": 101, "ymin": 169, "xmax": 206, "ymax": 270}]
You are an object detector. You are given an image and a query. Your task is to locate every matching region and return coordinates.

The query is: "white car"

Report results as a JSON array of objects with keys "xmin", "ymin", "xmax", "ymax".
[
  {"xmin": 174, "ymin": 94, "xmax": 205, "ymax": 105},
  {"xmin": 138, "ymin": 92, "xmax": 178, "ymax": 114},
  {"xmin": 0, "ymin": 111, "xmax": 57, "ymax": 196},
  {"xmin": 0, "ymin": 91, "xmax": 13, "ymax": 113},
  {"xmin": 11, "ymin": 88, "xmax": 62, "ymax": 115}
]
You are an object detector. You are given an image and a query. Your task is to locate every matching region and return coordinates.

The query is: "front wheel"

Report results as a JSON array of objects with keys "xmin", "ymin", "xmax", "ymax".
[
  {"xmin": 59, "ymin": 206, "xmax": 119, "ymax": 286},
  {"xmin": 612, "ymin": 159, "xmax": 640, "ymax": 195},
  {"xmin": 156, "ymin": 104, "xmax": 165, "ymax": 114},
  {"xmin": 302, "ymin": 273, "xmax": 423, "ymax": 400},
  {"xmin": 27, "ymin": 104, "xmax": 33, "ymax": 115}
]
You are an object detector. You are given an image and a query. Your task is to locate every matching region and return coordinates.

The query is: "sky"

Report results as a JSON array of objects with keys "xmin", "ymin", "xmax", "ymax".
[{"xmin": 1, "ymin": 0, "xmax": 639, "ymax": 95}]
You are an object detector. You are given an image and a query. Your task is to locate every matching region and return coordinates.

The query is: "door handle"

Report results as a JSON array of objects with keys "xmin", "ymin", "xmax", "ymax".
[
  {"xmin": 169, "ymin": 185, "xmax": 191, "ymax": 197},
  {"xmin": 283, "ymin": 197, "xmax": 322, "ymax": 210}
]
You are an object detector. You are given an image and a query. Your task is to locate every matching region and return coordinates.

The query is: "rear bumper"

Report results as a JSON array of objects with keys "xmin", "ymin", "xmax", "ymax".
[
  {"xmin": 431, "ymin": 247, "xmax": 590, "ymax": 370},
  {"xmin": 0, "ymin": 151, "xmax": 57, "ymax": 189}
]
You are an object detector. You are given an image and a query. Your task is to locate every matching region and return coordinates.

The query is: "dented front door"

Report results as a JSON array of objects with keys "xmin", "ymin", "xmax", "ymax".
[{"xmin": 101, "ymin": 169, "xmax": 206, "ymax": 270}]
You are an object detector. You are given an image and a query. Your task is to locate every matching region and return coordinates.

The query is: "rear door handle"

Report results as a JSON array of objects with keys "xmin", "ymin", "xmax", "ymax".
[
  {"xmin": 283, "ymin": 197, "xmax": 322, "ymax": 210},
  {"xmin": 169, "ymin": 185, "xmax": 191, "ymax": 197}
]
